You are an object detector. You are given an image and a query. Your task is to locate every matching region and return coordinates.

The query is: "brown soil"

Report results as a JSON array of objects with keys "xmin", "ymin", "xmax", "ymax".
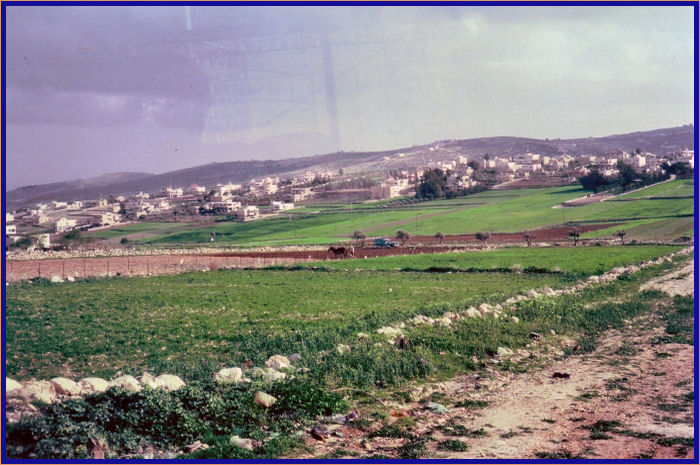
[{"xmin": 296, "ymin": 266, "xmax": 695, "ymax": 460}]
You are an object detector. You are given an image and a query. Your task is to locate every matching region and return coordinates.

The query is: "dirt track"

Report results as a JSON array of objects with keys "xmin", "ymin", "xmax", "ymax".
[{"xmin": 298, "ymin": 264, "xmax": 695, "ymax": 460}]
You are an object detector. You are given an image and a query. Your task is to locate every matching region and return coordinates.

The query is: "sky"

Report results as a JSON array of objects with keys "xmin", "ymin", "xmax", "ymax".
[{"xmin": 4, "ymin": 5, "xmax": 695, "ymax": 189}]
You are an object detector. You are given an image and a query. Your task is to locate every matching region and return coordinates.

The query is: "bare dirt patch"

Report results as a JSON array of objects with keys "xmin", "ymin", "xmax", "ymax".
[{"xmin": 640, "ymin": 263, "xmax": 694, "ymax": 296}]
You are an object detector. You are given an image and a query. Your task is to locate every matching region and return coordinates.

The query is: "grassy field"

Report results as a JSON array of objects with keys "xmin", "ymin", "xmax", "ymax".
[
  {"xmin": 6, "ymin": 269, "xmax": 565, "ymax": 381},
  {"xmin": 82, "ymin": 184, "xmax": 692, "ymax": 247},
  {"xmin": 293, "ymin": 245, "xmax": 682, "ymax": 276},
  {"xmin": 5, "ymin": 246, "xmax": 689, "ymax": 459},
  {"xmin": 614, "ymin": 179, "xmax": 694, "ymax": 199}
]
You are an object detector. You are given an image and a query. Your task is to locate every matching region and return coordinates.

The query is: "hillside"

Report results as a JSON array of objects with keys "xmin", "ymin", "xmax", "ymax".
[{"xmin": 5, "ymin": 124, "xmax": 693, "ymax": 209}]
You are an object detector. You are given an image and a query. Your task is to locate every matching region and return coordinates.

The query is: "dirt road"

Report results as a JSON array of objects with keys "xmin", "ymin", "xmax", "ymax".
[{"xmin": 300, "ymin": 265, "xmax": 695, "ymax": 460}]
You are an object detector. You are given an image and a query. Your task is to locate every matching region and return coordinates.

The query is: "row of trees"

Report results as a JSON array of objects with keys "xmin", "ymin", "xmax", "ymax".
[
  {"xmin": 578, "ymin": 160, "xmax": 681, "ymax": 193},
  {"xmin": 351, "ymin": 228, "xmax": 631, "ymax": 248}
]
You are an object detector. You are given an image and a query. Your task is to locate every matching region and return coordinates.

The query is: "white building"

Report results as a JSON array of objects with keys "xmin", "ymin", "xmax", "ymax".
[
  {"xmin": 67, "ymin": 201, "xmax": 83, "ymax": 210},
  {"xmin": 209, "ymin": 200, "xmax": 242, "ymax": 213},
  {"xmin": 52, "ymin": 201, "xmax": 68, "ymax": 209},
  {"xmin": 6, "ymin": 212, "xmax": 14, "ymax": 222},
  {"xmin": 270, "ymin": 200, "xmax": 294, "ymax": 211},
  {"xmin": 237, "ymin": 205, "xmax": 260, "ymax": 221},
  {"xmin": 6, "ymin": 224, "xmax": 17, "ymax": 235},
  {"xmin": 56, "ymin": 217, "xmax": 78, "ymax": 232}
]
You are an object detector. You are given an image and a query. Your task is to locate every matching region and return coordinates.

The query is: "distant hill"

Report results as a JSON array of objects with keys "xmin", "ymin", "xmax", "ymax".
[{"xmin": 5, "ymin": 124, "xmax": 693, "ymax": 209}]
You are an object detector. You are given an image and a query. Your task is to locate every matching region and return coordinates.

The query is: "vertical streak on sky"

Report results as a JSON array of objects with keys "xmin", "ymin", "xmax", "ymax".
[
  {"xmin": 322, "ymin": 32, "xmax": 340, "ymax": 151},
  {"xmin": 184, "ymin": 6, "xmax": 192, "ymax": 31}
]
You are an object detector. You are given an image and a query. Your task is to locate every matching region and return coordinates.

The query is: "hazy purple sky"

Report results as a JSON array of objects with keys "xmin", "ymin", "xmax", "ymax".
[{"xmin": 4, "ymin": 5, "xmax": 694, "ymax": 189}]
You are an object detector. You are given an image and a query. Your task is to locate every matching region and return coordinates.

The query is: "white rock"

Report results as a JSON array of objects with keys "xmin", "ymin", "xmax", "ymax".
[
  {"xmin": 437, "ymin": 317, "xmax": 452, "ymax": 327},
  {"xmin": 6, "ymin": 377, "xmax": 21, "ymax": 394},
  {"xmin": 140, "ymin": 372, "xmax": 158, "ymax": 389},
  {"xmin": 109, "ymin": 375, "xmax": 141, "ymax": 392},
  {"xmin": 265, "ymin": 355, "xmax": 292, "ymax": 370},
  {"xmin": 497, "ymin": 347, "xmax": 514, "ymax": 357},
  {"xmin": 50, "ymin": 377, "xmax": 81, "ymax": 396},
  {"xmin": 377, "ymin": 326, "xmax": 402, "ymax": 337},
  {"xmin": 463, "ymin": 307, "xmax": 481, "ymax": 318},
  {"xmin": 50, "ymin": 275, "xmax": 64, "ymax": 283},
  {"xmin": 478, "ymin": 303, "xmax": 491, "ymax": 313},
  {"xmin": 263, "ymin": 369, "xmax": 286, "ymax": 383},
  {"xmin": 511, "ymin": 316, "xmax": 520, "ymax": 323},
  {"xmin": 18, "ymin": 381, "xmax": 57, "ymax": 403},
  {"xmin": 526, "ymin": 289, "xmax": 539, "ymax": 298},
  {"xmin": 230, "ymin": 435, "xmax": 254, "ymax": 451},
  {"xmin": 66, "ymin": 276, "xmax": 75, "ymax": 282},
  {"xmin": 154, "ymin": 374, "xmax": 185, "ymax": 391},
  {"xmin": 336, "ymin": 344, "xmax": 351, "ymax": 355},
  {"xmin": 254, "ymin": 391, "xmax": 276, "ymax": 408},
  {"xmin": 79, "ymin": 377, "xmax": 110, "ymax": 394},
  {"xmin": 213, "ymin": 367, "xmax": 243, "ymax": 383},
  {"xmin": 587, "ymin": 276, "xmax": 600, "ymax": 283}
]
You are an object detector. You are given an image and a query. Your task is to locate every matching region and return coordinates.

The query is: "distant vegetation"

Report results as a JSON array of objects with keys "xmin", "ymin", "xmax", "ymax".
[{"xmin": 578, "ymin": 161, "xmax": 673, "ymax": 193}]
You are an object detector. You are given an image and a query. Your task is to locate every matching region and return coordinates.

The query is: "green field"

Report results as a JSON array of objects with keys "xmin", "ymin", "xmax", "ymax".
[
  {"xmin": 5, "ymin": 244, "xmax": 689, "ymax": 459},
  {"xmin": 295, "ymin": 245, "xmax": 681, "ymax": 276},
  {"xmin": 83, "ymin": 184, "xmax": 692, "ymax": 247},
  {"xmin": 614, "ymin": 179, "xmax": 694, "ymax": 199}
]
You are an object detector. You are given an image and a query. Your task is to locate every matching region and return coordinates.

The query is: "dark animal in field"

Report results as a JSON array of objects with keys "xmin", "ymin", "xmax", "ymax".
[{"xmin": 328, "ymin": 246, "xmax": 354, "ymax": 258}]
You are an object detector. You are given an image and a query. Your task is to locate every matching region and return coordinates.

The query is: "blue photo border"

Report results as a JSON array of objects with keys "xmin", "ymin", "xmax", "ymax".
[{"xmin": 0, "ymin": 1, "xmax": 697, "ymax": 463}]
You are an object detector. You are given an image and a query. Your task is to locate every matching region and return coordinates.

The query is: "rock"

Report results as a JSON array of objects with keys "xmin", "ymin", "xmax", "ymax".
[
  {"xmin": 587, "ymin": 275, "xmax": 600, "ymax": 283},
  {"xmin": 511, "ymin": 316, "xmax": 520, "ymax": 323},
  {"xmin": 377, "ymin": 326, "xmax": 402, "ymax": 337},
  {"xmin": 437, "ymin": 317, "xmax": 452, "ymax": 327},
  {"xmin": 526, "ymin": 289, "xmax": 539, "ymax": 298},
  {"xmin": 463, "ymin": 307, "xmax": 481, "ymax": 318},
  {"xmin": 550, "ymin": 329, "xmax": 557, "ymax": 336},
  {"xmin": 356, "ymin": 332, "xmax": 370, "ymax": 340},
  {"xmin": 497, "ymin": 347, "xmax": 514, "ymax": 357},
  {"xmin": 50, "ymin": 377, "xmax": 81, "ymax": 396},
  {"xmin": 230, "ymin": 435, "xmax": 254, "ymax": 451},
  {"xmin": 66, "ymin": 276, "xmax": 75, "ymax": 282},
  {"xmin": 311, "ymin": 426, "xmax": 329, "ymax": 441},
  {"xmin": 79, "ymin": 377, "xmax": 110, "ymax": 394},
  {"xmin": 184, "ymin": 440, "xmax": 209, "ymax": 453},
  {"xmin": 552, "ymin": 372, "xmax": 570, "ymax": 379},
  {"xmin": 50, "ymin": 275, "xmax": 64, "ymax": 283},
  {"xmin": 265, "ymin": 355, "xmax": 292, "ymax": 370},
  {"xmin": 254, "ymin": 391, "xmax": 276, "ymax": 408},
  {"xmin": 109, "ymin": 375, "xmax": 141, "ymax": 392},
  {"xmin": 262, "ymin": 369, "xmax": 286, "ymax": 383},
  {"xmin": 154, "ymin": 374, "xmax": 185, "ymax": 391},
  {"xmin": 336, "ymin": 344, "xmax": 351, "ymax": 355},
  {"xmin": 478, "ymin": 303, "xmax": 491, "ymax": 313},
  {"xmin": 213, "ymin": 367, "xmax": 243, "ymax": 383},
  {"xmin": 288, "ymin": 353, "xmax": 302, "ymax": 363},
  {"xmin": 17, "ymin": 381, "xmax": 57, "ymax": 404},
  {"xmin": 426, "ymin": 402, "xmax": 448, "ymax": 414},
  {"xmin": 529, "ymin": 332, "xmax": 542, "ymax": 341},
  {"xmin": 6, "ymin": 377, "xmax": 21, "ymax": 394},
  {"xmin": 139, "ymin": 372, "xmax": 158, "ymax": 389}
]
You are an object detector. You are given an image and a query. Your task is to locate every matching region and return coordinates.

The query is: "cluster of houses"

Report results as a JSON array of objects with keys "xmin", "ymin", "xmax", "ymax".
[{"xmin": 4, "ymin": 149, "xmax": 693, "ymax": 249}]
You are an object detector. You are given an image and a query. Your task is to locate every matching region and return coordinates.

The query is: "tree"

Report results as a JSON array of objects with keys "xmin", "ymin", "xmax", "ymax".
[
  {"xmin": 435, "ymin": 231, "xmax": 445, "ymax": 245},
  {"xmin": 415, "ymin": 168, "xmax": 448, "ymax": 200},
  {"xmin": 475, "ymin": 231, "xmax": 491, "ymax": 248},
  {"xmin": 353, "ymin": 230, "xmax": 366, "ymax": 248},
  {"xmin": 467, "ymin": 160, "xmax": 480, "ymax": 171},
  {"xmin": 523, "ymin": 232, "xmax": 534, "ymax": 247},
  {"xmin": 396, "ymin": 230, "xmax": 410, "ymax": 246},
  {"xmin": 568, "ymin": 229, "xmax": 581, "ymax": 246},
  {"xmin": 616, "ymin": 161, "xmax": 637, "ymax": 187},
  {"xmin": 615, "ymin": 230, "xmax": 627, "ymax": 245},
  {"xmin": 578, "ymin": 170, "xmax": 608, "ymax": 192},
  {"xmin": 119, "ymin": 201, "xmax": 127, "ymax": 215}
]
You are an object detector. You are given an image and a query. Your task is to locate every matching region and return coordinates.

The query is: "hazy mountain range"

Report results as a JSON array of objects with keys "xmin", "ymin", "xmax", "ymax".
[{"xmin": 5, "ymin": 124, "xmax": 694, "ymax": 210}]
